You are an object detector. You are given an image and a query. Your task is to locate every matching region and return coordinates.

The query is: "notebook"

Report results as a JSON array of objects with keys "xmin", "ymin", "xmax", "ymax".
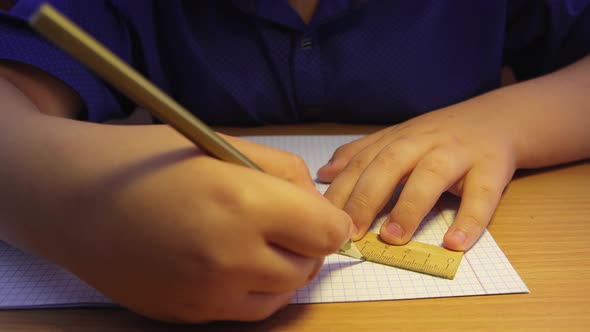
[{"xmin": 0, "ymin": 135, "xmax": 528, "ymax": 308}]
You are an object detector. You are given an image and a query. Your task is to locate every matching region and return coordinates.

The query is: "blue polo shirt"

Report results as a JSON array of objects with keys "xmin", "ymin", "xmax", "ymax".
[{"xmin": 1, "ymin": 0, "xmax": 589, "ymax": 125}]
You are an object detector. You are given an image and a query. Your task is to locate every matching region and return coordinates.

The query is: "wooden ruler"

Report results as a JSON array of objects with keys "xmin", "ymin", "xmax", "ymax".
[{"xmin": 354, "ymin": 233, "xmax": 463, "ymax": 279}]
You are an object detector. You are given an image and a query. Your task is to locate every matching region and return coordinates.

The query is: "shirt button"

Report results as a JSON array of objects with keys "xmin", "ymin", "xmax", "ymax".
[{"xmin": 301, "ymin": 37, "xmax": 313, "ymax": 49}]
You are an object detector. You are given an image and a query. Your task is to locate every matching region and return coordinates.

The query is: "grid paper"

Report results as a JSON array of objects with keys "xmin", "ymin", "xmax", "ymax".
[{"xmin": 0, "ymin": 135, "xmax": 528, "ymax": 308}]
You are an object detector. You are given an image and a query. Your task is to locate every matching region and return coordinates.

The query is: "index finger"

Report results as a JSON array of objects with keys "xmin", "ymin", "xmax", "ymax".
[{"xmin": 221, "ymin": 134, "xmax": 317, "ymax": 192}]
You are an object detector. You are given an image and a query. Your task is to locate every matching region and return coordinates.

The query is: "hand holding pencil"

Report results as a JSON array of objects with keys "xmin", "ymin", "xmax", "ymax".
[{"xmin": 13, "ymin": 3, "xmax": 355, "ymax": 322}]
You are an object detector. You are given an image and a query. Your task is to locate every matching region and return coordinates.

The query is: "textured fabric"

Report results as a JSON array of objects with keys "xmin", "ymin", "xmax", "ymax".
[{"xmin": 1, "ymin": 0, "xmax": 589, "ymax": 125}]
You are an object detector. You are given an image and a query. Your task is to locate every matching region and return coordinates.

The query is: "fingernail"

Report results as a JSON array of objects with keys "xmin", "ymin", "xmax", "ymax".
[
  {"xmin": 451, "ymin": 230, "xmax": 467, "ymax": 245},
  {"xmin": 385, "ymin": 222, "xmax": 405, "ymax": 239}
]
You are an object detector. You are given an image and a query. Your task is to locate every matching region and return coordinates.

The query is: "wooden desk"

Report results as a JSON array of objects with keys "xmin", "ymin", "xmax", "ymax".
[{"xmin": 1, "ymin": 124, "xmax": 588, "ymax": 331}]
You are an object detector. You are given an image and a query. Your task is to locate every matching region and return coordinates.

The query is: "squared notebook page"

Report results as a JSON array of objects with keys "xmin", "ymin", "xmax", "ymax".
[{"xmin": 0, "ymin": 135, "xmax": 527, "ymax": 309}]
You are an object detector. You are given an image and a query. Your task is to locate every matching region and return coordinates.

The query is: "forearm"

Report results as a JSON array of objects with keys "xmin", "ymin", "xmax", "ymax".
[
  {"xmin": 0, "ymin": 77, "xmax": 79, "ymax": 254},
  {"xmin": 463, "ymin": 55, "xmax": 590, "ymax": 169},
  {"xmin": 0, "ymin": 77, "xmax": 164, "ymax": 258}
]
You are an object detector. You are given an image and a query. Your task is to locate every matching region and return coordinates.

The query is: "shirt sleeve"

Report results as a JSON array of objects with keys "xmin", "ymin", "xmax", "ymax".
[
  {"xmin": 0, "ymin": 0, "xmax": 135, "ymax": 121},
  {"xmin": 504, "ymin": 0, "xmax": 590, "ymax": 81}
]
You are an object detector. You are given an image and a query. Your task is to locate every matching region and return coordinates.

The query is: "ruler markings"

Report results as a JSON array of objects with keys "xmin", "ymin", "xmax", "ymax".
[{"xmin": 354, "ymin": 232, "xmax": 463, "ymax": 280}]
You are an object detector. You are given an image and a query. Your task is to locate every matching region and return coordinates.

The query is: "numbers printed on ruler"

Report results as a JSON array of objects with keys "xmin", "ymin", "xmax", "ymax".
[{"xmin": 354, "ymin": 232, "xmax": 464, "ymax": 280}]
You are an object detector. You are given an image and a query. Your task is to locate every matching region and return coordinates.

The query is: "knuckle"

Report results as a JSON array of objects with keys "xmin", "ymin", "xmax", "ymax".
[
  {"xmin": 421, "ymin": 153, "xmax": 451, "ymax": 178},
  {"xmin": 448, "ymin": 133, "xmax": 466, "ymax": 146},
  {"xmin": 457, "ymin": 213, "xmax": 485, "ymax": 231},
  {"xmin": 332, "ymin": 143, "xmax": 355, "ymax": 160},
  {"xmin": 290, "ymin": 153, "xmax": 307, "ymax": 172},
  {"xmin": 370, "ymin": 139, "xmax": 415, "ymax": 171},
  {"xmin": 343, "ymin": 156, "xmax": 367, "ymax": 174},
  {"xmin": 472, "ymin": 181, "xmax": 502, "ymax": 201},
  {"xmin": 347, "ymin": 191, "xmax": 374, "ymax": 211},
  {"xmin": 210, "ymin": 184, "xmax": 249, "ymax": 214},
  {"xmin": 389, "ymin": 135, "xmax": 413, "ymax": 151},
  {"xmin": 323, "ymin": 187, "xmax": 348, "ymax": 208},
  {"xmin": 287, "ymin": 153, "xmax": 311, "ymax": 182},
  {"xmin": 372, "ymin": 146, "xmax": 402, "ymax": 169},
  {"xmin": 268, "ymin": 151, "xmax": 307, "ymax": 181},
  {"xmin": 391, "ymin": 198, "xmax": 421, "ymax": 220}
]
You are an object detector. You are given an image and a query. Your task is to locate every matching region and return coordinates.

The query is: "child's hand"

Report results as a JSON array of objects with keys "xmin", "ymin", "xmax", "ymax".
[
  {"xmin": 318, "ymin": 56, "xmax": 590, "ymax": 252},
  {"xmin": 317, "ymin": 102, "xmax": 518, "ymax": 251},
  {"xmin": 0, "ymin": 62, "xmax": 351, "ymax": 322},
  {"xmin": 33, "ymin": 125, "xmax": 352, "ymax": 323}
]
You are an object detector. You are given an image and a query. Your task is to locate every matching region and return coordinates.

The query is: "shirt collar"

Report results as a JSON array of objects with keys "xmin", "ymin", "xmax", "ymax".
[{"xmin": 232, "ymin": 0, "xmax": 368, "ymax": 31}]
